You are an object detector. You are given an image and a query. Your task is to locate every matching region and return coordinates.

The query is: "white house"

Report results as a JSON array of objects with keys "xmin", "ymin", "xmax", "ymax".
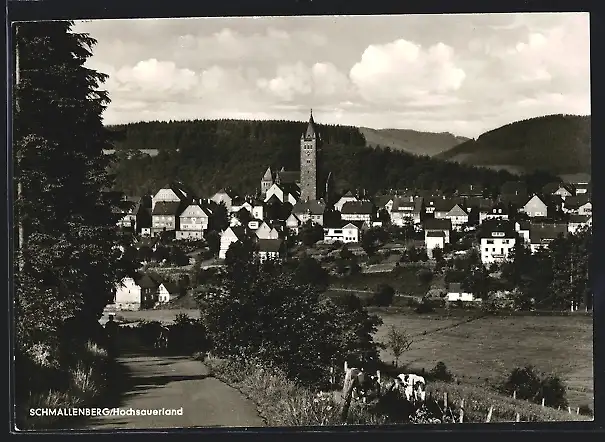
[
  {"xmin": 177, "ymin": 203, "xmax": 210, "ymax": 240},
  {"xmin": 563, "ymin": 195, "xmax": 592, "ymax": 215},
  {"xmin": 152, "ymin": 184, "xmax": 188, "ymax": 211},
  {"xmin": 113, "ymin": 274, "xmax": 160, "ymax": 311},
  {"xmin": 211, "ymin": 189, "xmax": 235, "ymax": 211},
  {"xmin": 480, "ymin": 203, "xmax": 509, "ymax": 224},
  {"xmin": 425, "ymin": 231, "xmax": 445, "ymax": 259},
  {"xmin": 323, "ymin": 221, "xmax": 361, "ymax": 244},
  {"xmin": 231, "ymin": 200, "xmax": 253, "ymax": 214},
  {"xmin": 390, "ymin": 197, "xmax": 423, "ymax": 226},
  {"xmin": 340, "ymin": 201, "xmax": 374, "ymax": 222},
  {"xmin": 256, "ymin": 222, "xmax": 280, "ymax": 240},
  {"xmin": 445, "ymin": 204, "xmax": 469, "ymax": 231},
  {"xmin": 285, "ymin": 213, "xmax": 302, "ymax": 235},
  {"xmin": 334, "ymin": 191, "xmax": 359, "ymax": 212},
  {"xmin": 157, "ymin": 281, "xmax": 179, "ymax": 304},
  {"xmin": 264, "ymin": 183, "xmax": 298, "ymax": 206},
  {"xmin": 522, "ymin": 195, "xmax": 548, "ymax": 218},
  {"xmin": 479, "ymin": 221, "xmax": 516, "ymax": 265},
  {"xmin": 424, "ymin": 218, "xmax": 452, "ymax": 244},
  {"xmin": 219, "ymin": 226, "xmax": 248, "ymax": 259},
  {"xmin": 292, "ymin": 200, "xmax": 325, "ymax": 225},
  {"xmin": 447, "ymin": 283, "xmax": 475, "ymax": 302}
]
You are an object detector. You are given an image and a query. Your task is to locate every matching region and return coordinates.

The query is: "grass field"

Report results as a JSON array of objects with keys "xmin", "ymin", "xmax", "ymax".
[
  {"xmin": 373, "ymin": 309, "xmax": 594, "ymax": 409},
  {"xmin": 105, "ymin": 305, "xmax": 593, "ymax": 411}
]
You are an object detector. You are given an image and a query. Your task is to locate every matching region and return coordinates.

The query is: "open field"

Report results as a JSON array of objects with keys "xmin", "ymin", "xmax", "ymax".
[
  {"xmin": 104, "ymin": 306, "xmax": 593, "ymax": 411},
  {"xmin": 374, "ymin": 309, "xmax": 594, "ymax": 409}
]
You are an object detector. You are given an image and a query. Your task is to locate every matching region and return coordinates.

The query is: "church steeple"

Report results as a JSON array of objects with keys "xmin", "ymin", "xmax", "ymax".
[{"xmin": 303, "ymin": 109, "xmax": 317, "ymax": 140}]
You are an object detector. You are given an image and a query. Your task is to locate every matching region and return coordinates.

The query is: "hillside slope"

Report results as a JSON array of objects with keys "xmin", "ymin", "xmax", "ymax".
[
  {"xmin": 435, "ymin": 114, "xmax": 591, "ymax": 175},
  {"xmin": 360, "ymin": 127, "xmax": 469, "ymax": 157}
]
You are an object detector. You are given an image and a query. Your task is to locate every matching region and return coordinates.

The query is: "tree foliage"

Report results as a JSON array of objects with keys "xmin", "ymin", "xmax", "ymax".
[
  {"xmin": 198, "ymin": 246, "xmax": 382, "ymax": 387},
  {"xmin": 14, "ymin": 21, "xmax": 136, "ymax": 353},
  {"xmin": 384, "ymin": 325, "xmax": 412, "ymax": 368}
]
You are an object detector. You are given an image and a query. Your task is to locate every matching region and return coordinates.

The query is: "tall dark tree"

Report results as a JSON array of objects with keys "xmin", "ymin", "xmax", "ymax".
[{"xmin": 14, "ymin": 21, "xmax": 136, "ymax": 352}]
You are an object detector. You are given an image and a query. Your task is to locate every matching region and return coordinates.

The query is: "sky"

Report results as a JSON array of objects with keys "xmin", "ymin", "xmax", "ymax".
[{"xmin": 72, "ymin": 13, "xmax": 590, "ymax": 138}]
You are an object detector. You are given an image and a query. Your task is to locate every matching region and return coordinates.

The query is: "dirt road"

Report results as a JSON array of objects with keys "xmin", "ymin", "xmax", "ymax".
[{"xmin": 77, "ymin": 352, "xmax": 265, "ymax": 429}]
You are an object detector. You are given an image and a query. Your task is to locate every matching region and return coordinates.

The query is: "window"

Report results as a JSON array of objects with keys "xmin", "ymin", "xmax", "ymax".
[
  {"xmin": 486, "ymin": 239, "xmax": 494, "ymax": 244},
  {"xmin": 492, "ymin": 248, "xmax": 496, "ymax": 252},
  {"xmin": 334, "ymin": 229, "xmax": 343, "ymax": 234},
  {"xmin": 485, "ymin": 248, "xmax": 489, "ymax": 252},
  {"xmin": 306, "ymin": 159, "xmax": 311, "ymax": 164},
  {"xmin": 500, "ymin": 248, "xmax": 504, "ymax": 254}
]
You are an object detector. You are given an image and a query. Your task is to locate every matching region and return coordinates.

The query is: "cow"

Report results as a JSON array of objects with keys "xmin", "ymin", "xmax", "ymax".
[
  {"xmin": 343, "ymin": 367, "xmax": 381, "ymax": 403},
  {"xmin": 395, "ymin": 373, "xmax": 427, "ymax": 404}
]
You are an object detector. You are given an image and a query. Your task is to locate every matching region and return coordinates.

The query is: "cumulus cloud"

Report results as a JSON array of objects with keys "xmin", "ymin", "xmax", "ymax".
[
  {"xmin": 349, "ymin": 39, "xmax": 466, "ymax": 103},
  {"xmin": 75, "ymin": 13, "xmax": 590, "ymax": 137}
]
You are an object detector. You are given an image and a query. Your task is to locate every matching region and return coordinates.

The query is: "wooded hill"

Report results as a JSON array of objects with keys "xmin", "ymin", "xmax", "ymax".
[
  {"xmin": 106, "ymin": 119, "xmax": 550, "ymax": 198},
  {"xmin": 360, "ymin": 127, "xmax": 469, "ymax": 156},
  {"xmin": 435, "ymin": 114, "xmax": 591, "ymax": 176}
]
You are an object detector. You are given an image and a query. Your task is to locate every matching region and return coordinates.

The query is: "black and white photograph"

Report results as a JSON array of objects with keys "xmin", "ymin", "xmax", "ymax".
[{"xmin": 11, "ymin": 11, "xmax": 593, "ymax": 431}]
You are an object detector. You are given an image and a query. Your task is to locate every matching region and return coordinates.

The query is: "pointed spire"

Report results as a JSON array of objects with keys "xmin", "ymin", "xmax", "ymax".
[
  {"xmin": 303, "ymin": 108, "xmax": 317, "ymax": 139},
  {"xmin": 262, "ymin": 166, "xmax": 272, "ymax": 181}
]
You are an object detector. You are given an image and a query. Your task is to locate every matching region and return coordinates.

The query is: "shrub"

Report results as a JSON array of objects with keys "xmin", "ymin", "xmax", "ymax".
[
  {"xmin": 416, "ymin": 268, "xmax": 434, "ymax": 285},
  {"xmin": 415, "ymin": 299, "xmax": 436, "ymax": 314},
  {"xmin": 371, "ymin": 283, "xmax": 395, "ymax": 307},
  {"xmin": 429, "ymin": 362, "xmax": 454, "ymax": 382},
  {"xmin": 501, "ymin": 365, "xmax": 568, "ymax": 409},
  {"xmin": 578, "ymin": 404, "xmax": 593, "ymax": 417}
]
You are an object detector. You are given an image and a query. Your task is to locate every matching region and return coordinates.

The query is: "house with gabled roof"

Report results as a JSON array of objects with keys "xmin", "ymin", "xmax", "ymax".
[
  {"xmin": 425, "ymin": 231, "xmax": 445, "ymax": 259},
  {"xmin": 219, "ymin": 226, "xmax": 250, "ymax": 259},
  {"xmin": 374, "ymin": 194, "xmax": 397, "ymax": 213},
  {"xmin": 479, "ymin": 220, "xmax": 516, "ymax": 265},
  {"xmin": 211, "ymin": 189, "xmax": 237, "ymax": 211},
  {"xmin": 255, "ymin": 221, "xmax": 280, "ymax": 240},
  {"xmin": 542, "ymin": 182, "xmax": 575, "ymax": 200},
  {"xmin": 177, "ymin": 202, "xmax": 211, "ymax": 240},
  {"xmin": 257, "ymin": 238, "xmax": 286, "ymax": 263},
  {"xmin": 285, "ymin": 213, "xmax": 302, "ymax": 235},
  {"xmin": 323, "ymin": 220, "xmax": 362, "ymax": 244},
  {"xmin": 391, "ymin": 196, "xmax": 423, "ymax": 226},
  {"xmin": 340, "ymin": 201, "xmax": 374, "ymax": 222},
  {"xmin": 529, "ymin": 222, "xmax": 568, "ymax": 253},
  {"xmin": 424, "ymin": 218, "xmax": 452, "ymax": 244},
  {"xmin": 447, "ymin": 282, "xmax": 475, "ymax": 302},
  {"xmin": 433, "ymin": 198, "xmax": 460, "ymax": 219},
  {"xmin": 480, "ymin": 201, "xmax": 509, "ymax": 224},
  {"xmin": 563, "ymin": 194, "xmax": 592, "ymax": 215},
  {"xmin": 151, "ymin": 201, "xmax": 186, "ymax": 237},
  {"xmin": 334, "ymin": 191, "xmax": 359, "ymax": 212},
  {"xmin": 158, "ymin": 280, "xmax": 180, "ymax": 304},
  {"xmin": 292, "ymin": 199, "xmax": 326, "ymax": 225},
  {"xmin": 152, "ymin": 183, "xmax": 190, "ymax": 212},
  {"xmin": 264, "ymin": 182, "xmax": 299, "ymax": 206},
  {"xmin": 445, "ymin": 204, "xmax": 469, "ymax": 231},
  {"xmin": 521, "ymin": 195, "xmax": 549, "ymax": 218},
  {"xmin": 113, "ymin": 273, "xmax": 162, "ymax": 311}
]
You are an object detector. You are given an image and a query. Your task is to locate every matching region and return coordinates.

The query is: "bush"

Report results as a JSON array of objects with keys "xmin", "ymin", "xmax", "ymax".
[
  {"xmin": 370, "ymin": 283, "xmax": 395, "ymax": 307},
  {"xmin": 578, "ymin": 404, "xmax": 593, "ymax": 417},
  {"xmin": 415, "ymin": 299, "xmax": 436, "ymax": 314},
  {"xmin": 501, "ymin": 365, "xmax": 568, "ymax": 409},
  {"xmin": 429, "ymin": 362, "xmax": 454, "ymax": 382},
  {"xmin": 416, "ymin": 268, "xmax": 434, "ymax": 285}
]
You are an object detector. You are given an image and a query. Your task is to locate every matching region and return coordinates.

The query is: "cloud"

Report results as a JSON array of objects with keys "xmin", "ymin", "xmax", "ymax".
[{"xmin": 349, "ymin": 39, "xmax": 466, "ymax": 103}]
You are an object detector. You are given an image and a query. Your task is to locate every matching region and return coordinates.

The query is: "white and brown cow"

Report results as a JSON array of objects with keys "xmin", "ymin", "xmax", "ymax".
[{"xmin": 395, "ymin": 373, "xmax": 426, "ymax": 404}]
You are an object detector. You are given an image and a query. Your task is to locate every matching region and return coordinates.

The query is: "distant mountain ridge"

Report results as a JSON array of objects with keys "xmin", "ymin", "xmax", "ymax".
[
  {"xmin": 435, "ymin": 114, "xmax": 591, "ymax": 176},
  {"xmin": 360, "ymin": 127, "xmax": 470, "ymax": 157}
]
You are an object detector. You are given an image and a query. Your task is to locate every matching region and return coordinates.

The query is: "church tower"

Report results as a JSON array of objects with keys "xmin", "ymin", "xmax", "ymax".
[{"xmin": 300, "ymin": 110, "xmax": 321, "ymax": 202}]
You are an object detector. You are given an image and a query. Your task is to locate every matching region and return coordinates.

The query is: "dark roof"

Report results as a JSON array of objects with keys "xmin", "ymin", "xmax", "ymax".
[
  {"xmin": 292, "ymin": 199, "xmax": 326, "ymax": 215},
  {"xmin": 479, "ymin": 220, "xmax": 516, "ymax": 238},
  {"xmin": 375, "ymin": 195, "xmax": 396, "ymax": 207},
  {"xmin": 516, "ymin": 220, "xmax": 531, "ymax": 230},
  {"xmin": 464, "ymin": 197, "xmax": 493, "ymax": 211},
  {"xmin": 426, "ymin": 231, "xmax": 445, "ymax": 238},
  {"xmin": 500, "ymin": 193, "xmax": 528, "ymax": 206},
  {"xmin": 276, "ymin": 171, "xmax": 300, "ymax": 185},
  {"xmin": 569, "ymin": 214, "xmax": 591, "ymax": 223},
  {"xmin": 152, "ymin": 201, "xmax": 184, "ymax": 216},
  {"xmin": 229, "ymin": 226, "xmax": 249, "ymax": 240},
  {"xmin": 457, "ymin": 184, "xmax": 484, "ymax": 196},
  {"xmin": 501, "ymin": 181, "xmax": 527, "ymax": 196},
  {"xmin": 257, "ymin": 238, "xmax": 284, "ymax": 253},
  {"xmin": 160, "ymin": 280, "xmax": 179, "ymax": 294},
  {"xmin": 135, "ymin": 274, "xmax": 161, "ymax": 289},
  {"xmin": 424, "ymin": 218, "xmax": 452, "ymax": 231},
  {"xmin": 341, "ymin": 201, "xmax": 374, "ymax": 214},
  {"xmin": 433, "ymin": 199, "xmax": 457, "ymax": 212},
  {"xmin": 325, "ymin": 219, "xmax": 362, "ymax": 229},
  {"xmin": 530, "ymin": 224, "xmax": 568, "ymax": 244},
  {"xmin": 303, "ymin": 112, "xmax": 318, "ymax": 139},
  {"xmin": 563, "ymin": 194, "xmax": 591, "ymax": 209},
  {"xmin": 484, "ymin": 202, "xmax": 508, "ymax": 214}
]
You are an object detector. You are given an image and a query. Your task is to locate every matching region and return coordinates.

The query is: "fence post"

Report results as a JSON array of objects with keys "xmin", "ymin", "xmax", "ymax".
[
  {"xmin": 515, "ymin": 412, "xmax": 520, "ymax": 422},
  {"xmin": 344, "ymin": 361, "xmax": 348, "ymax": 373},
  {"xmin": 444, "ymin": 392, "xmax": 448, "ymax": 409},
  {"xmin": 568, "ymin": 407, "xmax": 572, "ymax": 414},
  {"xmin": 486, "ymin": 406, "xmax": 493, "ymax": 423},
  {"xmin": 512, "ymin": 390, "xmax": 516, "ymax": 400},
  {"xmin": 541, "ymin": 398, "xmax": 545, "ymax": 407},
  {"xmin": 459, "ymin": 399, "xmax": 464, "ymax": 423},
  {"xmin": 576, "ymin": 407, "xmax": 580, "ymax": 415}
]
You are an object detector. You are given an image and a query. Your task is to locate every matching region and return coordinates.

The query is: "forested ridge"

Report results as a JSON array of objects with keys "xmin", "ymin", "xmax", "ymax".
[
  {"xmin": 436, "ymin": 114, "xmax": 591, "ymax": 175},
  {"xmin": 107, "ymin": 119, "xmax": 525, "ymax": 198}
]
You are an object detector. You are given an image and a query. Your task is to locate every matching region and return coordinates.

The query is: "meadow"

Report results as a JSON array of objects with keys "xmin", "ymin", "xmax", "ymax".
[{"xmin": 105, "ymin": 306, "xmax": 593, "ymax": 411}]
